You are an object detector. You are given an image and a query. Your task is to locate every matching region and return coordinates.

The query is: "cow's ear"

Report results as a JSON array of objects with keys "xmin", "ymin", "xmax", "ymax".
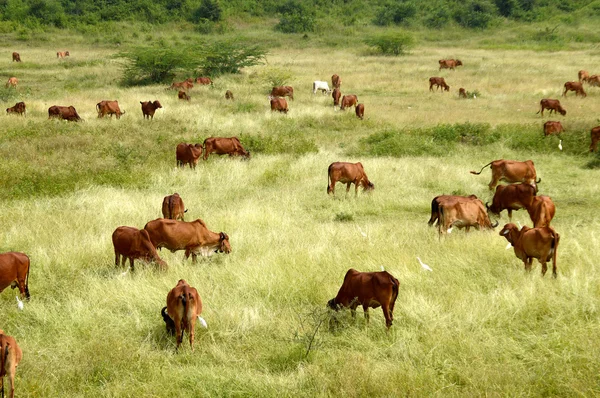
[
  {"xmin": 501, "ymin": 229, "xmax": 509, "ymax": 235},
  {"xmin": 220, "ymin": 232, "xmax": 225, "ymax": 240}
]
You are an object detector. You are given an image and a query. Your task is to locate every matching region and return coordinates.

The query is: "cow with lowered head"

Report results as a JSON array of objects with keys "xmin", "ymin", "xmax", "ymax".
[
  {"xmin": 112, "ymin": 226, "xmax": 167, "ymax": 271},
  {"xmin": 48, "ymin": 105, "xmax": 81, "ymax": 121},
  {"xmin": 327, "ymin": 162, "xmax": 374, "ymax": 196},
  {"xmin": 176, "ymin": 143, "xmax": 203, "ymax": 169},
  {"xmin": 203, "ymin": 137, "xmax": 250, "ymax": 160},
  {"xmin": 162, "ymin": 279, "xmax": 203, "ymax": 350},
  {"xmin": 0, "ymin": 252, "xmax": 30, "ymax": 301}
]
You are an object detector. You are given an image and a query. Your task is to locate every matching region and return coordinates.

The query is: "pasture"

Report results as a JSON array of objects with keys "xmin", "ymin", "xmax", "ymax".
[{"xmin": 1, "ymin": 33, "xmax": 600, "ymax": 396}]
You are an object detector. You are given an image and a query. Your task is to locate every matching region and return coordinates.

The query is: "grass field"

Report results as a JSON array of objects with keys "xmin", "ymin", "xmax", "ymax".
[{"xmin": 1, "ymin": 28, "xmax": 600, "ymax": 397}]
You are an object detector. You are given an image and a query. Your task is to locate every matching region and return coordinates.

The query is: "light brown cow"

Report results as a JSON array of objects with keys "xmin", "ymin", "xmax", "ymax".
[
  {"xmin": 340, "ymin": 94, "xmax": 358, "ymax": 110},
  {"xmin": 563, "ymin": 81, "xmax": 586, "ymax": 97},
  {"xmin": 195, "ymin": 77, "xmax": 212, "ymax": 85},
  {"xmin": 5, "ymin": 77, "xmax": 17, "ymax": 88},
  {"xmin": 0, "ymin": 252, "xmax": 30, "ymax": 301},
  {"xmin": 143, "ymin": 218, "xmax": 231, "ymax": 262},
  {"xmin": 438, "ymin": 198, "xmax": 498, "ymax": 235},
  {"xmin": 459, "ymin": 88, "xmax": 467, "ymax": 98},
  {"xmin": 486, "ymin": 183, "xmax": 536, "ymax": 221},
  {"xmin": 163, "ymin": 279, "xmax": 203, "ymax": 350},
  {"xmin": 590, "ymin": 126, "xmax": 600, "ymax": 152},
  {"xmin": 203, "ymin": 137, "xmax": 250, "ymax": 160},
  {"xmin": 328, "ymin": 269, "xmax": 399, "ymax": 329},
  {"xmin": 327, "ymin": 162, "xmax": 374, "ymax": 196},
  {"xmin": 331, "ymin": 74, "xmax": 341, "ymax": 88},
  {"xmin": 428, "ymin": 195, "xmax": 479, "ymax": 227},
  {"xmin": 176, "ymin": 143, "xmax": 203, "ymax": 169},
  {"xmin": 588, "ymin": 75, "xmax": 600, "ymax": 87},
  {"xmin": 526, "ymin": 195, "xmax": 555, "ymax": 228},
  {"xmin": 140, "ymin": 100, "xmax": 162, "ymax": 120},
  {"xmin": 429, "ymin": 77, "xmax": 449, "ymax": 92},
  {"xmin": 439, "ymin": 59, "xmax": 462, "ymax": 70},
  {"xmin": 543, "ymin": 121, "xmax": 563, "ymax": 136},
  {"xmin": 471, "ymin": 159, "xmax": 540, "ymax": 191},
  {"xmin": 536, "ymin": 99, "xmax": 566, "ymax": 116},
  {"xmin": 178, "ymin": 90, "xmax": 191, "ymax": 101},
  {"xmin": 170, "ymin": 81, "xmax": 193, "ymax": 91},
  {"xmin": 11, "ymin": 52, "xmax": 20, "ymax": 62},
  {"xmin": 355, "ymin": 103, "xmax": 364, "ymax": 120},
  {"xmin": 112, "ymin": 226, "xmax": 167, "ymax": 271},
  {"xmin": 0, "ymin": 330, "xmax": 23, "ymax": 398},
  {"xmin": 6, "ymin": 102, "xmax": 25, "ymax": 116},
  {"xmin": 57, "ymin": 51, "xmax": 70, "ymax": 58},
  {"xmin": 578, "ymin": 70, "xmax": 589, "ymax": 83},
  {"xmin": 48, "ymin": 105, "xmax": 81, "ymax": 121},
  {"xmin": 500, "ymin": 223, "xmax": 560, "ymax": 277},
  {"xmin": 270, "ymin": 96, "xmax": 288, "ymax": 113},
  {"xmin": 225, "ymin": 90, "xmax": 234, "ymax": 100},
  {"xmin": 332, "ymin": 88, "xmax": 341, "ymax": 107},
  {"xmin": 270, "ymin": 86, "xmax": 294, "ymax": 100},
  {"xmin": 96, "ymin": 100, "xmax": 125, "ymax": 119},
  {"xmin": 162, "ymin": 193, "xmax": 186, "ymax": 221}
]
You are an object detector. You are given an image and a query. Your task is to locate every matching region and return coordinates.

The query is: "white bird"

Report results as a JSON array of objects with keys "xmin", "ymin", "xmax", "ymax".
[
  {"xmin": 16, "ymin": 296, "xmax": 23, "ymax": 311},
  {"xmin": 357, "ymin": 226, "xmax": 367, "ymax": 238},
  {"xmin": 505, "ymin": 242, "xmax": 512, "ymax": 250},
  {"xmin": 380, "ymin": 265, "xmax": 385, "ymax": 271},
  {"xmin": 197, "ymin": 316, "xmax": 208, "ymax": 328},
  {"xmin": 119, "ymin": 269, "xmax": 129, "ymax": 277},
  {"xmin": 417, "ymin": 257, "xmax": 433, "ymax": 272},
  {"xmin": 558, "ymin": 140, "xmax": 563, "ymax": 151},
  {"xmin": 473, "ymin": 94, "xmax": 477, "ymax": 99},
  {"xmin": 517, "ymin": 222, "xmax": 522, "ymax": 229}
]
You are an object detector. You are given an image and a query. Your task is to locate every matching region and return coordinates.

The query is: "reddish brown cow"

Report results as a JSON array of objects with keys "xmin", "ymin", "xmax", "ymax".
[
  {"xmin": 48, "ymin": 105, "xmax": 81, "ymax": 121},
  {"xmin": 6, "ymin": 102, "xmax": 26, "ymax": 116},
  {"xmin": 112, "ymin": 226, "xmax": 167, "ymax": 271},
  {"xmin": 563, "ymin": 81, "xmax": 586, "ymax": 97},
  {"xmin": 0, "ymin": 330, "xmax": 23, "ymax": 398},
  {"xmin": 170, "ymin": 81, "xmax": 193, "ymax": 91},
  {"xmin": 459, "ymin": 88, "xmax": 467, "ymax": 98},
  {"xmin": 331, "ymin": 74, "xmax": 341, "ymax": 88},
  {"xmin": 96, "ymin": 100, "xmax": 125, "ymax": 119},
  {"xmin": 428, "ymin": 195, "xmax": 478, "ymax": 227},
  {"xmin": 588, "ymin": 75, "xmax": 600, "ymax": 87},
  {"xmin": 195, "ymin": 77, "xmax": 213, "ymax": 85},
  {"xmin": 57, "ymin": 51, "xmax": 70, "ymax": 58},
  {"xmin": 429, "ymin": 77, "xmax": 449, "ymax": 92},
  {"xmin": 590, "ymin": 126, "xmax": 600, "ymax": 152},
  {"xmin": 355, "ymin": 103, "xmax": 364, "ymax": 120},
  {"xmin": 578, "ymin": 70, "xmax": 589, "ymax": 83},
  {"xmin": 176, "ymin": 143, "xmax": 203, "ymax": 169},
  {"xmin": 471, "ymin": 159, "xmax": 540, "ymax": 192},
  {"xmin": 500, "ymin": 223, "xmax": 560, "ymax": 277},
  {"xmin": 11, "ymin": 52, "xmax": 20, "ymax": 62},
  {"xmin": 536, "ymin": 99, "xmax": 566, "ymax": 117},
  {"xmin": 438, "ymin": 198, "xmax": 498, "ymax": 235},
  {"xmin": 270, "ymin": 96, "xmax": 288, "ymax": 113},
  {"xmin": 144, "ymin": 218, "xmax": 231, "ymax": 262},
  {"xmin": 340, "ymin": 94, "xmax": 358, "ymax": 110},
  {"xmin": 5, "ymin": 77, "xmax": 17, "ymax": 88},
  {"xmin": 140, "ymin": 100, "xmax": 162, "ymax": 120},
  {"xmin": 543, "ymin": 121, "xmax": 563, "ymax": 136},
  {"xmin": 526, "ymin": 195, "xmax": 555, "ymax": 228},
  {"xmin": 0, "ymin": 252, "xmax": 30, "ymax": 301},
  {"xmin": 486, "ymin": 183, "xmax": 536, "ymax": 221},
  {"xmin": 163, "ymin": 279, "xmax": 203, "ymax": 350},
  {"xmin": 203, "ymin": 137, "xmax": 250, "ymax": 160},
  {"xmin": 178, "ymin": 90, "xmax": 191, "ymax": 101},
  {"xmin": 332, "ymin": 88, "xmax": 341, "ymax": 107},
  {"xmin": 328, "ymin": 269, "xmax": 399, "ymax": 329},
  {"xmin": 162, "ymin": 193, "xmax": 186, "ymax": 221},
  {"xmin": 327, "ymin": 162, "xmax": 374, "ymax": 196},
  {"xmin": 225, "ymin": 90, "xmax": 234, "ymax": 100},
  {"xmin": 270, "ymin": 86, "xmax": 294, "ymax": 100},
  {"xmin": 439, "ymin": 59, "xmax": 462, "ymax": 70}
]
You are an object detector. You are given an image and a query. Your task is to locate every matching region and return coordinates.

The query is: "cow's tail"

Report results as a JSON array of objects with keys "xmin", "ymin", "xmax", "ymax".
[
  {"xmin": 390, "ymin": 275, "xmax": 399, "ymax": 304},
  {"xmin": 25, "ymin": 255, "xmax": 30, "ymax": 300},
  {"xmin": 327, "ymin": 164, "xmax": 332, "ymax": 193},
  {"xmin": 428, "ymin": 197, "xmax": 439, "ymax": 227},
  {"xmin": 168, "ymin": 195, "xmax": 175, "ymax": 220},
  {"xmin": 179, "ymin": 293, "xmax": 188, "ymax": 340},
  {"xmin": 470, "ymin": 161, "xmax": 493, "ymax": 175},
  {"xmin": 438, "ymin": 205, "xmax": 445, "ymax": 236}
]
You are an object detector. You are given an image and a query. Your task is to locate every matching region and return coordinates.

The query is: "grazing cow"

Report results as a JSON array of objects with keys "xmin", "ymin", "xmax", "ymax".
[
  {"xmin": 428, "ymin": 194, "xmax": 478, "ymax": 227},
  {"xmin": 590, "ymin": 126, "xmax": 600, "ymax": 152},
  {"xmin": 57, "ymin": 51, "xmax": 70, "ymax": 58},
  {"xmin": 269, "ymin": 96, "xmax": 288, "ymax": 113},
  {"xmin": 48, "ymin": 105, "xmax": 81, "ymax": 122},
  {"xmin": 0, "ymin": 252, "xmax": 30, "ymax": 301},
  {"xmin": 178, "ymin": 90, "xmax": 191, "ymax": 101},
  {"xmin": 543, "ymin": 121, "xmax": 563, "ymax": 136},
  {"xmin": 6, "ymin": 102, "xmax": 26, "ymax": 116},
  {"xmin": 270, "ymin": 86, "xmax": 294, "ymax": 100},
  {"xmin": 471, "ymin": 159, "xmax": 540, "ymax": 191},
  {"xmin": 5, "ymin": 77, "xmax": 17, "ymax": 88},
  {"xmin": 563, "ymin": 81, "xmax": 586, "ymax": 98},
  {"xmin": 328, "ymin": 269, "xmax": 399, "ymax": 329},
  {"xmin": 486, "ymin": 183, "xmax": 537, "ymax": 221},
  {"xmin": 526, "ymin": 195, "xmax": 555, "ymax": 228},
  {"xmin": 163, "ymin": 279, "xmax": 203, "ymax": 350},
  {"xmin": 340, "ymin": 94, "xmax": 358, "ymax": 110},
  {"xmin": 313, "ymin": 81, "xmax": 331, "ymax": 94},
  {"xmin": 225, "ymin": 90, "xmax": 234, "ymax": 100},
  {"xmin": 536, "ymin": 99, "xmax": 566, "ymax": 117},
  {"xmin": 11, "ymin": 52, "xmax": 20, "ymax": 62},
  {"xmin": 438, "ymin": 198, "xmax": 498, "ymax": 235},
  {"xmin": 327, "ymin": 162, "xmax": 374, "ymax": 196},
  {"xmin": 332, "ymin": 74, "xmax": 341, "ymax": 88},
  {"xmin": 459, "ymin": 88, "xmax": 467, "ymax": 98},
  {"xmin": 578, "ymin": 70, "xmax": 589, "ymax": 83},
  {"xmin": 170, "ymin": 81, "xmax": 193, "ymax": 91},
  {"xmin": 195, "ymin": 77, "xmax": 212, "ymax": 85},
  {"xmin": 439, "ymin": 59, "xmax": 462, "ymax": 70},
  {"xmin": 140, "ymin": 100, "xmax": 162, "ymax": 120},
  {"xmin": 355, "ymin": 103, "xmax": 364, "ymax": 120},
  {"xmin": 143, "ymin": 218, "xmax": 231, "ymax": 262},
  {"xmin": 176, "ymin": 143, "xmax": 203, "ymax": 169},
  {"xmin": 332, "ymin": 88, "xmax": 341, "ymax": 107},
  {"xmin": 0, "ymin": 330, "xmax": 23, "ymax": 398},
  {"xmin": 112, "ymin": 226, "xmax": 167, "ymax": 271},
  {"xmin": 96, "ymin": 100, "xmax": 125, "ymax": 119},
  {"xmin": 203, "ymin": 137, "xmax": 250, "ymax": 160},
  {"xmin": 429, "ymin": 77, "xmax": 449, "ymax": 92},
  {"xmin": 162, "ymin": 193, "xmax": 187, "ymax": 221},
  {"xmin": 499, "ymin": 223, "xmax": 560, "ymax": 277},
  {"xmin": 588, "ymin": 75, "xmax": 600, "ymax": 87}
]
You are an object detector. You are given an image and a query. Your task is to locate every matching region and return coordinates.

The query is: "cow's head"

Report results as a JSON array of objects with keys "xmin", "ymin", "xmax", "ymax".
[
  {"xmin": 362, "ymin": 180, "xmax": 375, "ymax": 192},
  {"xmin": 456, "ymin": 60, "xmax": 463, "ymax": 66},
  {"xmin": 218, "ymin": 232, "xmax": 231, "ymax": 254},
  {"xmin": 444, "ymin": 84, "xmax": 450, "ymax": 92},
  {"xmin": 327, "ymin": 298, "xmax": 340, "ymax": 311},
  {"xmin": 153, "ymin": 100, "xmax": 163, "ymax": 109},
  {"xmin": 161, "ymin": 306, "xmax": 176, "ymax": 335},
  {"xmin": 558, "ymin": 108, "xmax": 566, "ymax": 116},
  {"xmin": 65, "ymin": 51, "xmax": 70, "ymax": 56},
  {"xmin": 499, "ymin": 223, "xmax": 518, "ymax": 243}
]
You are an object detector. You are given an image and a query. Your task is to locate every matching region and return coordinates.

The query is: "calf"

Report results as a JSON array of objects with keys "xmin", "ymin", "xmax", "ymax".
[
  {"xmin": 163, "ymin": 279, "xmax": 203, "ymax": 350},
  {"xmin": 203, "ymin": 137, "xmax": 250, "ymax": 160},
  {"xmin": 332, "ymin": 88, "xmax": 341, "ymax": 107},
  {"xmin": 96, "ymin": 100, "xmax": 125, "ymax": 119},
  {"xmin": 563, "ymin": 81, "xmax": 586, "ymax": 97},
  {"xmin": 313, "ymin": 81, "xmax": 331, "ymax": 94},
  {"xmin": 543, "ymin": 121, "xmax": 563, "ymax": 136},
  {"xmin": 331, "ymin": 74, "xmax": 341, "ymax": 88},
  {"xmin": 459, "ymin": 88, "xmax": 467, "ymax": 98},
  {"xmin": 140, "ymin": 100, "xmax": 162, "ymax": 120},
  {"xmin": 429, "ymin": 77, "xmax": 449, "ymax": 92},
  {"xmin": 340, "ymin": 94, "xmax": 358, "ymax": 110},
  {"xmin": 590, "ymin": 126, "xmax": 600, "ymax": 152},
  {"xmin": 176, "ymin": 143, "xmax": 203, "ymax": 169},
  {"xmin": 327, "ymin": 162, "xmax": 374, "ymax": 196},
  {"xmin": 270, "ymin": 86, "xmax": 294, "ymax": 100},
  {"xmin": 355, "ymin": 103, "xmax": 364, "ymax": 120},
  {"xmin": 225, "ymin": 90, "xmax": 234, "ymax": 100},
  {"xmin": 162, "ymin": 193, "xmax": 186, "ymax": 221},
  {"xmin": 500, "ymin": 223, "xmax": 560, "ymax": 277},
  {"xmin": 0, "ymin": 330, "xmax": 23, "ymax": 398},
  {"xmin": 270, "ymin": 96, "xmax": 288, "ymax": 113},
  {"xmin": 578, "ymin": 70, "xmax": 589, "ymax": 83},
  {"xmin": 112, "ymin": 226, "xmax": 167, "ymax": 271},
  {"xmin": 0, "ymin": 252, "xmax": 30, "ymax": 300},
  {"xmin": 6, "ymin": 102, "xmax": 25, "ymax": 116},
  {"xmin": 178, "ymin": 90, "xmax": 191, "ymax": 101},
  {"xmin": 5, "ymin": 77, "xmax": 17, "ymax": 89},
  {"xmin": 486, "ymin": 183, "xmax": 536, "ymax": 221},
  {"xmin": 526, "ymin": 195, "xmax": 555, "ymax": 228},
  {"xmin": 536, "ymin": 99, "xmax": 566, "ymax": 117},
  {"xmin": 439, "ymin": 59, "xmax": 462, "ymax": 70},
  {"xmin": 48, "ymin": 105, "xmax": 81, "ymax": 122},
  {"xmin": 11, "ymin": 52, "xmax": 21, "ymax": 62}
]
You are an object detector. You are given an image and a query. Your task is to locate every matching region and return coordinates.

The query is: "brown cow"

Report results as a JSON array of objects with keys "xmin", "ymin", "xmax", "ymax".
[
  {"xmin": 327, "ymin": 162, "xmax": 374, "ymax": 196},
  {"xmin": 331, "ymin": 74, "xmax": 341, "ymax": 88},
  {"xmin": 563, "ymin": 81, "xmax": 586, "ymax": 98},
  {"xmin": 332, "ymin": 88, "xmax": 341, "ymax": 107},
  {"xmin": 355, "ymin": 103, "xmax": 364, "ymax": 120},
  {"xmin": 5, "ymin": 77, "xmax": 17, "ymax": 88},
  {"xmin": 590, "ymin": 126, "xmax": 600, "ymax": 152},
  {"xmin": 588, "ymin": 75, "xmax": 600, "ymax": 87},
  {"xmin": 178, "ymin": 90, "xmax": 191, "ymax": 101},
  {"xmin": 170, "ymin": 81, "xmax": 193, "ymax": 91},
  {"xmin": 428, "ymin": 194, "xmax": 478, "ymax": 227},
  {"xmin": 536, "ymin": 99, "xmax": 566, "ymax": 117},
  {"xmin": 11, "ymin": 52, "xmax": 20, "ymax": 62},
  {"xmin": 486, "ymin": 183, "xmax": 537, "ymax": 221},
  {"xmin": 203, "ymin": 137, "xmax": 250, "ymax": 160},
  {"xmin": 48, "ymin": 105, "xmax": 81, "ymax": 121},
  {"xmin": 328, "ymin": 269, "xmax": 399, "ymax": 329},
  {"xmin": 163, "ymin": 279, "xmax": 203, "ymax": 350},
  {"xmin": 340, "ymin": 94, "xmax": 358, "ymax": 110},
  {"xmin": 57, "ymin": 51, "xmax": 70, "ymax": 58},
  {"xmin": 0, "ymin": 330, "xmax": 23, "ymax": 398},
  {"xmin": 439, "ymin": 59, "xmax": 462, "ymax": 70},
  {"xmin": 526, "ymin": 195, "xmax": 555, "ymax": 228},
  {"xmin": 543, "ymin": 121, "xmax": 563, "ymax": 136},
  {"xmin": 471, "ymin": 159, "xmax": 540, "ymax": 191},
  {"xmin": 500, "ymin": 223, "xmax": 559, "ymax": 277},
  {"xmin": 270, "ymin": 86, "xmax": 294, "ymax": 100},
  {"xmin": 96, "ymin": 100, "xmax": 125, "ymax": 119},
  {"xmin": 143, "ymin": 218, "xmax": 231, "ymax": 262},
  {"xmin": 270, "ymin": 96, "xmax": 288, "ymax": 113},
  {"xmin": 176, "ymin": 143, "xmax": 203, "ymax": 169},
  {"xmin": 162, "ymin": 193, "xmax": 187, "ymax": 221},
  {"xmin": 438, "ymin": 198, "xmax": 498, "ymax": 235},
  {"xmin": 195, "ymin": 77, "xmax": 212, "ymax": 85},
  {"xmin": 140, "ymin": 100, "xmax": 162, "ymax": 120},
  {"xmin": 578, "ymin": 70, "xmax": 589, "ymax": 83},
  {"xmin": 112, "ymin": 226, "xmax": 167, "ymax": 271},
  {"xmin": 459, "ymin": 88, "xmax": 467, "ymax": 98},
  {"xmin": 0, "ymin": 252, "xmax": 30, "ymax": 301},
  {"xmin": 225, "ymin": 90, "xmax": 234, "ymax": 100},
  {"xmin": 6, "ymin": 102, "xmax": 25, "ymax": 116},
  {"xmin": 429, "ymin": 77, "xmax": 449, "ymax": 92}
]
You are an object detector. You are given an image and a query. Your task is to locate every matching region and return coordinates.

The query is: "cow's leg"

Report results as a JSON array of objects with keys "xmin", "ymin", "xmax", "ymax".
[
  {"xmin": 115, "ymin": 252, "xmax": 120, "ymax": 266},
  {"xmin": 354, "ymin": 180, "xmax": 360, "ymax": 196},
  {"xmin": 175, "ymin": 320, "xmax": 183, "ymax": 349},
  {"xmin": 129, "ymin": 257, "xmax": 135, "ymax": 272},
  {"xmin": 382, "ymin": 304, "xmax": 392, "ymax": 329},
  {"xmin": 507, "ymin": 209, "xmax": 513, "ymax": 221},
  {"xmin": 189, "ymin": 319, "xmax": 196, "ymax": 351},
  {"xmin": 541, "ymin": 260, "xmax": 548, "ymax": 276},
  {"xmin": 362, "ymin": 305, "xmax": 370, "ymax": 325},
  {"xmin": 121, "ymin": 256, "xmax": 127, "ymax": 267},
  {"xmin": 524, "ymin": 258, "xmax": 533, "ymax": 272}
]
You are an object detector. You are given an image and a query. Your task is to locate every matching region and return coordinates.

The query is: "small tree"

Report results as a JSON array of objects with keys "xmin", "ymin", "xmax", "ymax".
[
  {"xmin": 199, "ymin": 40, "xmax": 266, "ymax": 76},
  {"xmin": 191, "ymin": 0, "xmax": 222, "ymax": 23},
  {"xmin": 275, "ymin": 0, "xmax": 315, "ymax": 33},
  {"xmin": 453, "ymin": 0, "xmax": 498, "ymax": 29},
  {"xmin": 364, "ymin": 32, "xmax": 415, "ymax": 56},
  {"xmin": 374, "ymin": 2, "xmax": 417, "ymax": 26}
]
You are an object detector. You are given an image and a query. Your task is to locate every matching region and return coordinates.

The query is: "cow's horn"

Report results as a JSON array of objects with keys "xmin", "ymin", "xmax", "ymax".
[
  {"xmin": 536, "ymin": 178, "xmax": 541, "ymax": 184},
  {"xmin": 219, "ymin": 232, "xmax": 225, "ymax": 240},
  {"xmin": 491, "ymin": 220, "xmax": 499, "ymax": 228},
  {"xmin": 486, "ymin": 201, "xmax": 490, "ymax": 209}
]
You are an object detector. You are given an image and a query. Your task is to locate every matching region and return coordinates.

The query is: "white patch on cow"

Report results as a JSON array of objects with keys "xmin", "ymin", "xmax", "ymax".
[
  {"xmin": 505, "ymin": 242, "xmax": 512, "ymax": 250},
  {"xmin": 502, "ymin": 229, "xmax": 510, "ymax": 235},
  {"xmin": 197, "ymin": 316, "xmax": 208, "ymax": 328},
  {"xmin": 16, "ymin": 296, "xmax": 23, "ymax": 311}
]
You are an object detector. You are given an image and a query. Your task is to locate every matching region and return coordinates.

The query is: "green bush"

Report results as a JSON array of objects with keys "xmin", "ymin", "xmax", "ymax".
[
  {"xmin": 364, "ymin": 31, "xmax": 415, "ymax": 56},
  {"xmin": 453, "ymin": 0, "xmax": 498, "ymax": 29},
  {"xmin": 199, "ymin": 40, "xmax": 266, "ymax": 76},
  {"xmin": 374, "ymin": 2, "xmax": 417, "ymax": 26},
  {"xmin": 191, "ymin": 0, "xmax": 223, "ymax": 23},
  {"xmin": 424, "ymin": 5, "xmax": 451, "ymax": 28},
  {"xmin": 275, "ymin": 0, "xmax": 316, "ymax": 33}
]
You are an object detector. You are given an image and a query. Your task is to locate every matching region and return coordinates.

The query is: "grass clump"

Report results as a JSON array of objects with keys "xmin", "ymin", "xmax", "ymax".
[
  {"xmin": 364, "ymin": 31, "xmax": 415, "ymax": 55},
  {"xmin": 241, "ymin": 133, "xmax": 318, "ymax": 156}
]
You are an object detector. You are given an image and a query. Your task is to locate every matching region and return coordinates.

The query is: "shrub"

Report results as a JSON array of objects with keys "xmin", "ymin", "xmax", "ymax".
[
  {"xmin": 118, "ymin": 46, "xmax": 202, "ymax": 85},
  {"xmin": 191, "ymin": 0, "xmax": 223, "ymax": 23},
  {"xmin": 275, "ymin": 0, "xmax": 315, "ymax": 33},
  {"xmin": 241, "ymin": 133, "xmax": 318, "ymax": 156},
  {"xmin": 374, "ymin": 2, "xmax": 417, "ymax": 26},
  {"xmin": 453, "ymin": 0, "xmax": 498, "ymax": 29},
  {"xmin": 199, "ymin": 40, "xmax": 266, "ymax": 76},
  {"xmin": 364, "ymin": 31, "xmax": 415, "ymax": 56},
  {"xmin": 424, "ymin": 5, "xmax": 451, "ymax": 28},
  {"xmin": 262, "ymin": 67, "xmax": 293, "ymax": 87}
]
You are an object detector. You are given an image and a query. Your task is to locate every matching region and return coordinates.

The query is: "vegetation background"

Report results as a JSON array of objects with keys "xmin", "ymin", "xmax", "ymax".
[{"xmin": 1, "ymin": 1, "xmax": 600, "ymax": 396}]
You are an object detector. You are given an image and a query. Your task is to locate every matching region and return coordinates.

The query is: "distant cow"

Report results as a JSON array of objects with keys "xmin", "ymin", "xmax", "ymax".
[
  {"xmin": 269, "ymin": 96, "xmax": 288, "ymax": 113},
  {"xmin": 500, "ymin": 223, "xmax": 560, "ymax": 277},
  {"xmin": 144, "ymin": 218, "xmax": 231, "ymax": 262},
  {"xmin": 340, "ymin": 94, "xmax": 358, "ymax": 110},
  {"xmin": 590, "ymin": 126, "xmax": 600, "ymax": 152},
  {"xmin": 428, "ymin": 194, "xmax": 478, "ymax": 228},
  {"xmin": 0, "ymin": 252, "xmax": 30, "ymax": 301},
  {"xmin": 429, "ymin": 77, "xmax": 449, "ymax": 92},
  {"xmin": 162, "ymin": 193, "xmax": 186, "ymax": 221},
  {"xmin": 203, "ymin": 137, "xmax": 250, "ymax": 160},
  {"xmin": 163, "ymin": 279, "xmax": 203, "ymax": 350},
  {"xmin": 270, "ymin": 86, "xmax": 294, "ymax": 100},
  {"xmin": 331, "ymin": 74, "xmax": 341, "ymax": 88},
  {"xmin": 327, "ymin": 162, "xmax": 374, "ymax": 196},
  {"xmin": 11, "ymin": 52, "xmax": 20, "ymax": 62},
  {"xmin": 112, "ymin": 226, "xmax": 167, "ymax": 271},
  {"xmin": 439, "ymin": 59, "xmax": 462, "ymax": 70},
  {"xmin": 328, "ymin": 269, "xmax": 399, "ymax": 329},
  {"xmin": 536, "ymin": 99, "xmax": 566, "ymax": 117},
  {"xmin": 578, "ymin": 70, "xmax": 589, "ymax": 83},
  {"xmin": 459, "ymin": 88, "xmax": 467, "ymax": 98},
  {"xmin": 0, "ymin": 330, "xmax": 23, "ymax": 398},
  {"xmin": 563, "ymin": 81, "xmax": 586, "ymax": 97},
  {"xmin": 96, "ymin": 100, "xmax": 125, "ymax": 119},
  {"xmin": 170, "ymin": 81, "xmax": 193, "ymax": 91},
  {"xmin": 526, "ymin": 195, "xmax": 555, "ymax": 228},
  {"xmin": 48, "ymin": 105, "xmax": 81, "ymax": 122},
  {"xmin": 140, "ymin": 100, "xmax": 162, "ymax": 120},
  {"xmin": 195, "ymin": 77, "xmax": 212, "ymax": 85},
  {"xmin": 313, "ymin": 81, "xmax": 331, "ymax": 94},
  {"xmin": 355, "ymin": 103, "xmax": 364, "ymax": 120},
  {"xmin": 5, "ymin": 77, "xmax": 17, "ymax": 88},
  {"xmin": 438, "ymin": 198, "xmax": 498, "ymax": 235},
  {"xmin": 178, "ymin": 90, "xmax": 191, "ymax": 101},
  {"xmin": 332, "ymin": 88, "xmax": 341, "ymax": 107},
  {"xmin": 6, "ymin": 102, "xmax": 25, "ymax": 116},
  {"xmin": 57, "ymin": 51, "xmax": 70, "ymax": 58},
  {"xmin": 543, "ymin": 121, "xmax": 563, "ymax": 136},
  {"xmin": 486, "ymin": 183, "xmax": 537, "ymax": 221},
  {"xmin": 471, "ymin": 159, "xmax": 540, "ymax": 191},
  {"xmin": 588, "ymin": 75, "xmax": 600, "ymax": 87},
  {"xmin": 225, "ymin": 90, "xmax": 234, "ymax": 100},
  {"xmin": 176, "ymin": 143, "xmax": 203, "ymax": 169}
]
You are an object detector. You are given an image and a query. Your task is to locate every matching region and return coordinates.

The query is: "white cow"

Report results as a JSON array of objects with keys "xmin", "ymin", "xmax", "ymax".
[{"xmin": 312, "ymin": 81, "xmax": 331, "ymax": 94}]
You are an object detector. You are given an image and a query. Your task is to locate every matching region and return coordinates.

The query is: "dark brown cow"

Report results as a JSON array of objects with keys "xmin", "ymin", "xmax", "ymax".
[
  {"xmin": 332, "ymin": 88, "xmax": 341, "ymax": 107},
  {"xmin": 11, "ymin": 52, "xmax": 20, "ymax": 62},
  {"xmin": 225, "ymin": 90, "xmax": 234, "ymax": 100},
  {"xmin": 500, "ymin": 223, "xmax": 560, "ymax": 277},
  {"xmin": 270, "ymin": 97, "xmax": 288, "ymax": 113},
  {"xmin": 5, "ymin": 77, "xmax": 17, "ymax": 88},
  {"xmin": 471, "ymin": 159, "xmax": 540, "ymax": 191},
  {"xmin": 590, "ymin": 126, "xmax": 600, "ymax": 152},
  {"xmin": 162, "ymin": 193, "xmax": 186, "ymax": 221},
  {"xmin": 428, "ymin": 194, "xmax": 478, "ymax": 227},
  {"xmin": 144, "ymin": 218, "xmax": 231, "ymax": 262},
  {"xmin": 578, "ymin": 70, "xmax": 589, "ymax": 83},
  {"xmin": 355, "ymin": 103, "xmax": 364, "ymax": 120},
  {"xmin": 48, "ymin": 105, "xmax": 81, "ymax": 121},
  {"xmin": 486, "ymin": 183, "xmax": 536, "ymax": 221},
  {"xmin": 536, "ymin": 99, "xmax": 566, "ymax": 117},
  {"xmin": 439, "ymin": 59, "xmax": 462, "ymax": 70},
  {"xmin": 543, "ymin": 121, "xmax": 563, "ymax": 136},
  {"xmin": 340, "ymin": 94, "xmax": 358, "ymax": 110},
  {"xmin": 270, "ymin": 86, "xmax": 294, "ymax": 100},
  {"xmin": 140, "ymin": 100, "xmax": 162, "ymax": 120},
  {"xmin": 429, "ymin": 77, "xmax": 449, "ymax": 92},
  {"xmin": 96, "ymin": 100, "xmax": 125, "ymax": 119},
  {"xmin": 332, "ymin": 74, "xmax": 341, "ymax": 88},
  {"xmin": 0, "ymin": 330, "xmax": 23, "ymax": 398},
  {"xmin": 178, "ymin": 90, "xmax": 191, "ymax": 101},
  {"xmin": 438, "ymin": 198, "xmax": 498, "ymax": 235},
  {"xmin": 588, "ymin": 75, "xmax": 600, "ymax": 87},
  {"xmin": 0, "ymin": 252, "xmax": 30, "ymax": 301},
  {"xmin": 203, "ymin": 137, "xmax": 250, "ymax": 160},
  {"xmin": 459, "ymin": 88, "xmax": 467, "ymax": 98},
  {"xmin": 195, "ymin": 77, "xmax": 212, "ymax": 85},
  {"xmin": 328, "ymin": 269, "xmax": 399, "ymax": 329},
  {"xmin": 327, "ymin": 162, "xmax": 374, "ymax": 196},
  {"xmin": 6, "ymin": 102, "xmax": 25, "ymax": 116},
  {"xmin": 176, "ymin": 143, "xmax": 203, "ymax": 169},
  {"xmin": 563, "ymin": 81, "xmax": 586, "ymax": 97},
  {"xmin": 112, "ymin": 226, "xmax": 167, "ymax": 271},
  {"xmin": 526, "ymin": 195, "xmax": 555, "ymax": 228},
  {"xmin": 163, "ymin": 279, "xmax": 203, "ymax": 350},
  {"xmin": 170, "ymin": 81, "xmax": 193, "ymax": 91}
]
